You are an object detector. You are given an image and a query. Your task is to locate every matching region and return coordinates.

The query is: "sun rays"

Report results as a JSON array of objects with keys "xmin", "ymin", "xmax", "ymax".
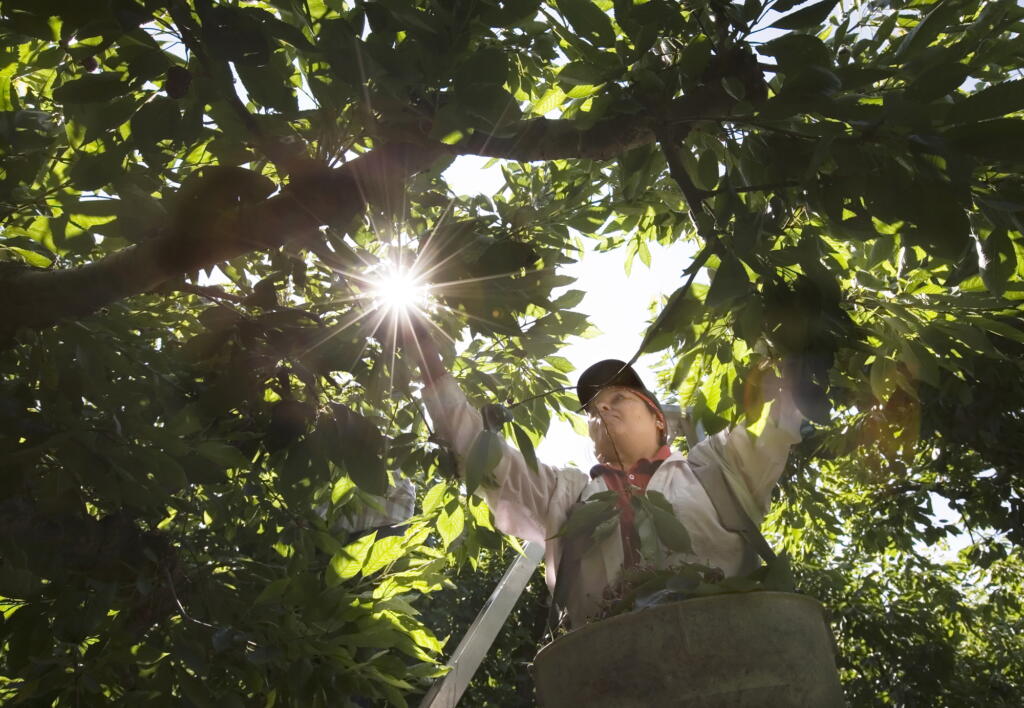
[
  {"xmin": 368, "ymin": 264, "xmax": 430, "ymax": 315},
  {"xmin": 282, "ymin": 142, "xmax": 552, "ymax": 397},
  {"xmin": 294, "ymin": 215, "xmax": 547, "ymax": 388}
]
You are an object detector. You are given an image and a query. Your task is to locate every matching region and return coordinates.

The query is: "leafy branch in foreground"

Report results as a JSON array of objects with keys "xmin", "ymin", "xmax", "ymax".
[{"xmin": 2, "ymin": 0, "xmax": 1024, "ymax": 704}]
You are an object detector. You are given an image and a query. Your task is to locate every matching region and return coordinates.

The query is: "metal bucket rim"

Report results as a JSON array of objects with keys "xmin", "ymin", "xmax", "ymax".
[{"xmin": 536, "ymin": 590, "xmax": 828, "ymax": 659}]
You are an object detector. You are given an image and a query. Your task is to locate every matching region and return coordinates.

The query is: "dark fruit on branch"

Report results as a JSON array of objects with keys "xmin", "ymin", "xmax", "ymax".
[{"xmin": 165, "ymin": 66, "xmax": 192, "ymax": 99}]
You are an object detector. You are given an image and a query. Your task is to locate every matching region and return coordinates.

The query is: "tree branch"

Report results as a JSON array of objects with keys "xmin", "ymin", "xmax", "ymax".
[
  {"xmin": 0, "ymin": 143, "xmax": 444, "ymax": 337},
  {"xmin": 169, "ymin": 281, "xmax": 247, "ymax": 304},
  {"xmin": 658, "ymin": 134, "xmax": 711, "ymax": 213},
  {"xmin": 707, "ymin": 180, "xmax": 799, "ymax": 196},
  {"xmin": 0, "ymin": 74, "xmax": 743, "ymax": 338},
  {"xmin": 456, "ymin": 84, "xmax": 734, "ymax": 161}
]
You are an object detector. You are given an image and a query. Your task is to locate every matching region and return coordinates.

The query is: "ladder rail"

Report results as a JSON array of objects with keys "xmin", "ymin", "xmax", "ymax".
[{"xmin": 418, "ymin": 541, "xmax": 544, "ymax": 708}]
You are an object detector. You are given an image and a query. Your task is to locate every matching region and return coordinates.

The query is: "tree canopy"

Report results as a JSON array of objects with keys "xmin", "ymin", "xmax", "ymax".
[{"xmin": 1, "ymin": 0, "xmax": 1023, "ymax": 704}]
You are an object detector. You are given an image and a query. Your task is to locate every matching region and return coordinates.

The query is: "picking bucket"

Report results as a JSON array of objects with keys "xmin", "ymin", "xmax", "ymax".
[{"xmin": 533, "ymin": 591, "xmax": 844, "ymax": 707}]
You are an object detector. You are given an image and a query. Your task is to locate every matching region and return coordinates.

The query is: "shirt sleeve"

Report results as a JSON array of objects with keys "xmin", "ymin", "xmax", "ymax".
[
  {"xmin": 420, "ymin": 374, "xmax": 588, "ymax": 546},
  {"xmin": 332, "ymin": 476, "xmax": 417, "ymax": 533},
  {"xmin": 687, "ymin": 392, "xmax": 803, "ymax": 523}
]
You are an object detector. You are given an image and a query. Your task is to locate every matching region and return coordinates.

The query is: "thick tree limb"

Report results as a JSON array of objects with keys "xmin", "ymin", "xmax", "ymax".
[
  {"xmin": 0, "ymin": 79, "xmax": 740, "ymax": 337},
  {"xmin": 457, "ymin": 85, "xmax": 734, "ymax": 161},
  {"xmin": 0, "ymin": 143, "xmax": 444, "ymax": 337}
]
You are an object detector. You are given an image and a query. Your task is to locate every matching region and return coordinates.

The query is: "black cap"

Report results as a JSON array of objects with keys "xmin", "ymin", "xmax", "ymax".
[{"xmin": 576, "ymin": 359, "xmax": 663, "ymax": 414}]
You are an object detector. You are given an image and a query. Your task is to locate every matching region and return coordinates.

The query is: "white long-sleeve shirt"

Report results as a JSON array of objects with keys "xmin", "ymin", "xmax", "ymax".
[{"xmin": 422, "ymin": 374, "xmax": 803, "ymax": 627}]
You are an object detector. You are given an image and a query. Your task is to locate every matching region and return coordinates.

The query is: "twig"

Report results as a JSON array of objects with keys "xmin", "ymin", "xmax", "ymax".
[
  {"xmin": 707, "ymin": 180, "xmax": 799, "ymax": 196},
  {"xmin": 624, "ymin": 243, "xmax": 712, "ymax": 369},
  {"xmin": 165, "ymin": 281, "xmax": 324, "ymax": 323},
  {"xmin": 621, "ymin": 132, "xmax": 724, "ymax": 368},
  {"xmin": 164, "ymin": 568, "xmax": 217, "ymax": 629},
  {"xmin": 171, "ymin": 281, "xmax": 246, "ymax": 304}
]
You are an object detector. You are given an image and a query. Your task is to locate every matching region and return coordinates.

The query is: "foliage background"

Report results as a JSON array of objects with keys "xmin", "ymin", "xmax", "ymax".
[{"xmin": 2, "ymin": 0, "xmax": 1024, "ymax": 705}]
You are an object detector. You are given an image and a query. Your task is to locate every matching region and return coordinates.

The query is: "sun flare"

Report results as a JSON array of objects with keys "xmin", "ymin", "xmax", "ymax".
[{"xmin": 370, "ymin": 266, "xmax": 429, "ymax": 313}]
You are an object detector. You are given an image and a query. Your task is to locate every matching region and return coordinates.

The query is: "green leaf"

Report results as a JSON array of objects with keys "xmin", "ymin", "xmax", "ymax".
[
  {"xmin": 979, "ymin": 228, "xmax": 1017, "ymax": 296},
  {"xmin": 675, "ymin": 36, "xmax": 712, "ymax": 80},
  {"xmin": 761, "ymin": 34, "xmax": 831, "ymax": 71},
  {"xmin": 644, "ymin": 490, "xmax": 674, "ymax": 513},
  {"xmin": 971, "ymin": 317, "xmax": 1024, "ymax": 345},
  {"xmin": 235, "ymin": 58, "xmax": 298, "ymax": 112},
  {"xmin": 255, "ymin": 578, "xmax": 291, "ymax": 603},
  {"xmin": 695, "ymin": 150, "xmax": 719, "ymax": 192},
  {"xmin": 530, "ymin": 85, "xmax": 566, "ymax": 115},
  {"xmin": 557, "ymin": 61, "xmax": 606, "ymax": 87},
  {"xmin": 260, "ymin": 12, "xmax": 319, "ymax": 52},
  {"xmin": 202, "ymin": 6, "xmax": 272, "ymax": 65},
  {"xmin": 363, "ymin": 535, "xmax": 406, "ymax": 574},
  {"xmin": 770, "ymin": 0, "xmax": 838, "ymax": 30},
  {"xmin": 422, "ymin": 482, "xmax": 448, "ymax": 514},
  {"xmin": 195, "ymin": 441, "xmax": 250, "ymax": 470},
  {"xmin": 945, "ymin": 119, "xmax": 1024, "ymax": 161},
  {"xmin": 131, "ymin": 96, "xmax": 181, "ymax": 145},
  {"xmin": 895, "ymin": 0, "xmax": 953, "ymax": 60},
  {"xmin": 512, "ymin": 423, "xmax": 539, "ymax": 475},
  {"xmin": 53, "ymin": 73, "xmax": 130, "ymax": 104},
  {"xmin": 550, "ymin": 498, "xmax": 617, "ymax": 539},
  {"xmin": 639, "ymin": 285, "xmax": 701, "ymax": 354},
  {"xmin": 899, "ymin": 340, "xmax": 940, "ymax": 387},
  {"xmin": 153, "ymin": 454, "xmax": 187, "ymax": 493},
  {"xmin": 477, "ymin": 239, "xmax": 538, "ymax": 276},
  {"xmin": 721, "ymin": 76, "xmax": 746, "ymax": 101},
  {"xmin": 555, "ymin": 0, "xmax": 616, "ymax": 47},
  {"xmin": 1, "ymin": 244, "xmax": 51, "ymax": 267},
  {"xmin": 781, "ymin": 65, "xmax": 842, "ymax": 97},
  {"xmin": 455, "ymin": 47, "xmax": 509, "ymax": 87},
  {"xmin": 592, "ymin": 514, "xmax": 619, "ymax": 542},
  {"xmin": 546, "ymin": 355, "xmax": 575, "ymax": 373},
  {"xmin": 734, "ymin": 296, "xmax": 764, "ymax": 346},
  {"xmin": 465, "ymin": 429, "xmax": 504, "ymax": 494},
  {"xmin": 331, "ymin": 475, "xmax": 355, "ymax": 505},
  {"xmin": 760, "ymin": 553, "xmax": 795, "ymax": 592},
  {"xmin": 437, "ymin": 506, "xmax": 465, "ymax": 549},
  {"xmin": 457, "ymin": 84, "xmax": 523, "ymax": 129},
  {"xmin": 69, "ymin": 148, "xmax": 127, "ymax": 192},
  {"xmin": 648, "ymin": 504, "xmax": 693, "ymax": 554},
  {"xmin": 468, "ymin": 496, "xmax": 495, "ymax": 530},
  {"xmin": 870, "ymin": 357, "xmax": 897, "ymax": 402},
  {"xmin": 669, "ymin": 350, "xmax": 698, "ymax": 390},
  {"xmin": 772, "ymin": 0, "xmax": 807, "ymax": 12},
  {"xmin": 0, "ymin": 63, "xmax": 16, "ymax": 111},
  {"xmin": 907, "ymin": 61, "xmax": 969, "ymax": 102},
  {"xmin": 331, "ymin": 531, "xmax": 378, "ymax": 582},
  {"xmin": 704, "ymin": 254, "xmax": 751, "ymax": 309},
  {"xmin": 947, "ymin": 79, "xmax": 1024, "ymax": 124},
  {"xmin": 331, "ymin": 405, "xmax": 389, "ymax": 496}
]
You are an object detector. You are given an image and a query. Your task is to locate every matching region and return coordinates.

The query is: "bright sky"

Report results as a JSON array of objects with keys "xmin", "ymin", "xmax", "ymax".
[{"xmin": 443, "ymin": 155, "xmax": 699, "ymax": 468}]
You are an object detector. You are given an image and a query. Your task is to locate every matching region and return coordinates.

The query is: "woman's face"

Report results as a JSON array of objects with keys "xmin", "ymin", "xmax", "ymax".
[{"xmin": 586, "ymin": 386, "xmax": 661, "ymax": 462}]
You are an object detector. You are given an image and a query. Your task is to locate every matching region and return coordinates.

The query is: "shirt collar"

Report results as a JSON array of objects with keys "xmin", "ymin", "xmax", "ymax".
[{"xmin": 590, "ymin": 445, "xmax": 673, "ymax": 479}]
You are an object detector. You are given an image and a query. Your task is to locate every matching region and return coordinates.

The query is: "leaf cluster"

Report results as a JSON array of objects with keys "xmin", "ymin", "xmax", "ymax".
[{"xmin": 2, "ymin": 0, "xmax": 1024, "ymax": 704}]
